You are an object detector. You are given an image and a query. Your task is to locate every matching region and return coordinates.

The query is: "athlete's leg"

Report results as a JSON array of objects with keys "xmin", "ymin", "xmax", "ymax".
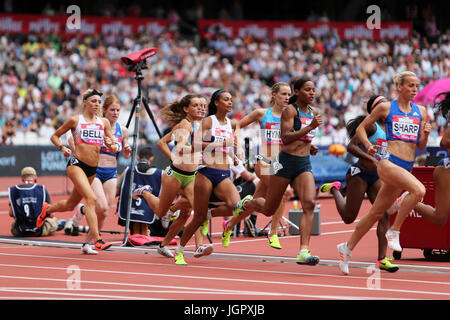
[
  {"xmin": 161, "ymin": 207, "xmax": 191, "ymax": 247},
  {"xmin": 333, "ymin": 174, "xmax": 367, "ymax": 224},
  {"xmin": 415, "ymin": 166, "xmax": 450, "ymax": 226},
  {"xmin": 346, "ymin": 161, "xmax": 406, "ymax": 251},
  {"xmin": 269, "ymin": 190, "xmax": 289, "ymax": 237},
  {"xmin": 366, "ymin": 180, "xmax": 388, "ymax": 260},
  {"xmin": 388, "ymin": 166, "xmax": 426, "ymax": 232},
  {"xmin": 178, "ymin": 173, "xmax": 213, "ymax": 248},
  {"xmin": 65, "ymin": 166, "xmax": 101, "ymax": 242},
  {"xmin": 246, "ymin": 174, "xmax": 291, "ymax": 216},
  {"xmin": 91, "ymin": 178, "xmax": 109, "ymax": 231},
  {"xmin": 292, "ymin": 171, "xmax": 317, "ymax": 251}
]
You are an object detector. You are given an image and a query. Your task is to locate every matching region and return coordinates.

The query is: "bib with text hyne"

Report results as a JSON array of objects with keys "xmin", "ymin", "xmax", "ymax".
[{"xmin": 263, "ymin": 122, "xmax": 282, "ymax": 145}]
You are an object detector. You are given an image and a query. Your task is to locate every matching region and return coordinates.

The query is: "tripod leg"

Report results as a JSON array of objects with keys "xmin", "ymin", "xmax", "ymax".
[
  {"xmin": 122, "ymin": 95, "xmax": 143, "ymax": 246},
  {"xmin": 125, "ymin": 97, "xmax": 139, "ymax": 128},
  {"xmin": 142, "ymin": 97, "xmax": 163, "ymax": 138}
]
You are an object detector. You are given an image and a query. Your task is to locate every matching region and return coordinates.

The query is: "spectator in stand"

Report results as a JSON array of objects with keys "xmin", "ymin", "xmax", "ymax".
[{"xmin": 0, "ymin": 27, "xmax": 448, "ymax": 147}]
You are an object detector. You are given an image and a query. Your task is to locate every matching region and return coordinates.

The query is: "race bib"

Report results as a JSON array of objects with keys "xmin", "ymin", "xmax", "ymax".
[
  {"xmin": 392, "ymin": 115, "xmax": 420, "ymax": 142},
  {"xmin": 213, "ymin": 128, "xmax": 233, "ymax": 153},
  {"xmin": 374, "ymin": 138, "xmax": 388, "ymax": 161},
  {"xmin": 80, "ymin": 123, "xmax": 104, "ymax": 145},
  {"xmin": 299, "ymin": 118, "xmax": 316, "ymax": 142},
  {"xmin": 263, "ymin": 123, "xmax": 282, "ymax": 145}
]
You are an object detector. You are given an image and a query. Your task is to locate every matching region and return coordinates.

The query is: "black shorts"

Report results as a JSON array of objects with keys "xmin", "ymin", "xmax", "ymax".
[
  {"xmin": 346, "ymin": 164, "xmax": 379, "ymax": 187},
  {"xmin": 67, "ymin": 156, "xmax": 98, "ymax": 177},
  {"xmin": 271, "ymin": 151, "xmax": 312, "ymax": 181}
]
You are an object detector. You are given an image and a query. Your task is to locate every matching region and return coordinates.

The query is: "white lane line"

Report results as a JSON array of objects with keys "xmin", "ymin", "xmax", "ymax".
[{"xmin": 0, "ymin": 263, "xmax": 448, "ymax": 298}]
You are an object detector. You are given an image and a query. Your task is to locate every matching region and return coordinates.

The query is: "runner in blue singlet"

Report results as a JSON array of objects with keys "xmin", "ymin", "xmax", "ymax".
[
  {"xmin": 337, "ymin": 71, "xmax": 432, "ymax": 275},
  {"xmin": 320, "ymin": 95, "xmax": 398, "ymax": 272}
]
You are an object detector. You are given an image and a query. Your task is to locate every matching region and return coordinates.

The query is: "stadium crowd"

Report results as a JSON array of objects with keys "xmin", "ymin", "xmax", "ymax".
[{"xmin": 0, "ymin": 25, "xmax": 449, "ymax": 147}]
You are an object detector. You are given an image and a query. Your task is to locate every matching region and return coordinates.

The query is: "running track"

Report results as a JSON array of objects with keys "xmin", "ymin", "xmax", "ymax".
[{"xmin": 0, "ymin": 178, "xmax": 449, "ymax": 301}]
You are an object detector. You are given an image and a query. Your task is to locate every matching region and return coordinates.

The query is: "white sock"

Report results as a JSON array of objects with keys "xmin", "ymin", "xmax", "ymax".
[
  {"xmin": 176, "ymin": 245, "xmax": 184, "ymax": 253},
  {"xmin": 299, "ymin": 248, "xmax": 309, "ymax": 255},
  {"xmin": 206, "ymin": 209, "xmax": 212, "ymax": 220}
]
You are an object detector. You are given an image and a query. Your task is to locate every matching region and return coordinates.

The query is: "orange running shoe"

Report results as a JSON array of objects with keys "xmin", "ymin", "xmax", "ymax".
[
  {"xmin": 36, "ymin": 202, "xmax": 50, "ymax": 228},
  {"xmin": 94, "ymin": 239, "xmax": 112, "ymax": 251}
]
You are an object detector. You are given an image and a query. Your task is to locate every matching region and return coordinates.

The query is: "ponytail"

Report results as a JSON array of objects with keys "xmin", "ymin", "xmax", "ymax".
[{"xmin": 346, "ymin": 116, "xmax": 366, "ymax": 139}]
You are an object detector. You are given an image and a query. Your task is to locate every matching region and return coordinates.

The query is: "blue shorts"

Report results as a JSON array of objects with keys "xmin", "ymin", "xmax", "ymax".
[
  {"xmin": 387, "ymin": 153, "xmax": 414, "ymax": 172},
  {"xmin": 347, "ymin": 164, "xmax": 379, "ymax": 187},
  {"xmin": 96, "ymin": 166, "xmax": 117, "ymax": 183},
  {"xmin": 438, "ymin": 157, "xmax": 450, "ymax": 169},
  {"xmin": 198, "ymin": 166, "xmax": 230, "ymax": 187},
  {"xmin": 272, "ymin": 151, "xmax": 312, "ymax": 181}
]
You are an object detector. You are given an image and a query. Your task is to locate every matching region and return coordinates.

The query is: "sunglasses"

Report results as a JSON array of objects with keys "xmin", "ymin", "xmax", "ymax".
[{"xmin": 83, "ymin": 89, "xmax": 103, "ymax": 101}]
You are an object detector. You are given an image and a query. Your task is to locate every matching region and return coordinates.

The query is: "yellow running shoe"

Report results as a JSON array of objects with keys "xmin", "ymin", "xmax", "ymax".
[
  {"xmin": 268, "ymin": 234, "xmax": 282, "ymax": 249},
  {"xmin": 200, "ymin": 219, "xmax": 209, "ymax": 237},
  {"xmin": 319, "ymin": 181, "xmax": 341, "ymax": 194},
  {"xmin": 174, "ymin": 252, "xmax": 187, "ymax": 266},
  {"xmin": 376, "ymin": 257, "xmax": 399, "ymax": 273},
  {"xmin": 222, "ymin": 222, "xmax": 232, "ymax": 248},
  {"xmin": 296, "ymin": 249, "xmax": 320, "ymax": 265},
  {"xmin": 232, "ymin": 195, "xmax": 253, "ymax": 217}
]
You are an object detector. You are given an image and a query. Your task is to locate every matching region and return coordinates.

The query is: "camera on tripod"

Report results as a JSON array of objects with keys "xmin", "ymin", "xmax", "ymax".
[
  {"xmin": 118, "ymin": 47, "xmax": 163, "ymax": 246},
  {"xmin": 121, "ymin": 47, "xmax": 158, "ymax": 72}
]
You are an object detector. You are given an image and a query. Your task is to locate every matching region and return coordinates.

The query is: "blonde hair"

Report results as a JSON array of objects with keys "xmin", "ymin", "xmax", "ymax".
[
  {"xmin": 393, "ymin": 71, "xmax": 418, "ymax": 86},
  {"xmin": 81, "ymin": 89, "xmax": 104, "ymax": 116},
  {"xmin": 102, "ymin": 95, "xmax": 121, "ymax": 117},
  {"xmin": 270, "ymin": 82, "xmax": 290, "ymax": 106}
]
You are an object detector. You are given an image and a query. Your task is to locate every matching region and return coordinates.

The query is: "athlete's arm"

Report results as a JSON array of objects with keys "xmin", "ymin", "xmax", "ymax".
[
  {"xmin": 280, "ymin": 105, "xmax": 320, "ymax": 145},
  {"xmin": 238, "ymin": 108, "xmax": 265, "ymax": 128},
  {"xmin": 67, "ymin": 135, "xmax": 76, "ymax": 152},
  {"xmin": 156, "ymin": 131, "xmax": 174, "ymax": 161},
  {"xmin": 347, "ymin": 135, "xmax": 377, "ymax": 164},
  {"xmin": 171, "ymin": 119, "xmax": 194, "ymax": 158},
  {"xmin": 102, "ymin": 118, "xmax": 118, "ymax": 154},
  {"xmin": 356, "ymin": 102, "xmax": 389, "ymax": 155},
  {"xmin": 417, "ymin": 105, "xmax": 431, "ymax": 150},
  {"xmin": 232, "ymin": 119, "xmax": 244, "ymax": 160},
  {"xmin": 51, "ymin": 116, "xmax": 76, "ymax": 158},
  {"xmin": 121, "ymin": 126, "xmax": 132, "ymax": 159}
]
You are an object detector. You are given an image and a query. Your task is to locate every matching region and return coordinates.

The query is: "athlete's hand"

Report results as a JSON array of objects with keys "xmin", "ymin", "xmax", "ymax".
[
  {"xmin": 236, "ymin": 145, "xmax": 245, "ymax": 160},
  {"xmin": 123, "ymin": 144, "xmax": 132, "ymax": 157},
  {"xmin": 62, "ymin": 146, "xmax": 72, "ymax": 158},
  {"xmin": 104, "ymin": 136, "xmax": 117, "ymax": 153},
  {"xmin": 308, "ymin": 114, "xmax": 322, "ymax": 130},
  {"xmin": 310, "ymin": 145, "xmax": 319, "ymax": 156},
  {"xmin": 367, "ymin": 144, "xmax": 377, "ymax": 156},
  {"xmin": 423, "ymin": 122, "xmax": 432, "ymax": 135}
]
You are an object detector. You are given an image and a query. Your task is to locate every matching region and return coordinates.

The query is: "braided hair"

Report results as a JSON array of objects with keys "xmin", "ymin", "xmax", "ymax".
[
  {"xmin": 434, "ymin": 91, "xmax": 450, "ymax": 122},
  {"xmin": 346, "ymin": 95, "xmax": 384, "ymax": 139}
]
